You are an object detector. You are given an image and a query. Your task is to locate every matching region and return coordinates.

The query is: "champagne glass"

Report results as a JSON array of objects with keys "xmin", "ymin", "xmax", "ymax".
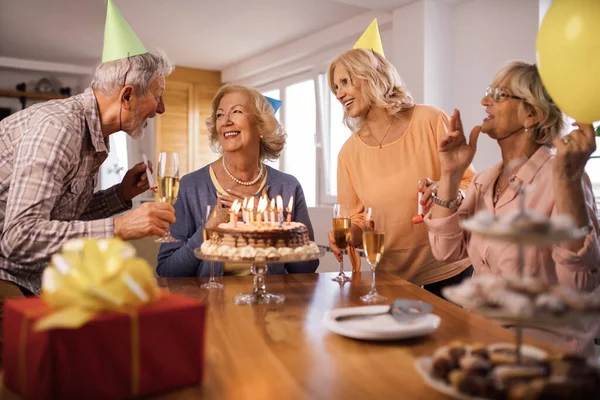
[
  {"xmin": 360, "ymin": 207, "xmax": 386, "ymax": 303},
  {"xmin": 332, "ymin": 204, "xmax": 352, "ymax": 283},
  {"xmin": 201, "ymin": 205, "xmax": 223, "ymax": 289},
  {"xmin": 155, "ymin": 152, "xmax": 180, "ymax": 243}
]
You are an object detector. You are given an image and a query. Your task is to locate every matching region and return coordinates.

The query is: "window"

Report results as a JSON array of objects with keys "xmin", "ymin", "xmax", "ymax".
[
  {"xmin": 318, "ymin": 73, "xmax": 351, "ymax": 200},
  {"xmin": 100, "ymin": 131, "xmax": 129, "ymax": 189},
  {"xmin": 585, "ymin": 131, "xmax": 600, "ymax": 198},
  {"xmin": 261, "ymin": 89, "xmax": 281, "ymax": 170},
  {"xmin": 258, "ymin": 70, "xmax": 351, "ymax": 207},
  {"xmin": 283, "ymin": 80, "xmax": 316, "ymax": 206},
  {"xmin": 567, "ymin": 120, "xmax": 600, "ymax": 205}
]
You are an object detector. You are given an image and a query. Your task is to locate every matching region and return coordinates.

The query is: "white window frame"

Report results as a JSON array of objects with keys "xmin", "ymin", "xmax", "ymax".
[
  {"xmin": 257, "ymin": 70, "xmax": 324, "ymax": 206},
  {"xmin": 256, "ymin": 62, "xmax": 356, "ymax": 207},
  {"xmin": 314, "ymin": 63, "xmax": 341, "ymax": 206}
]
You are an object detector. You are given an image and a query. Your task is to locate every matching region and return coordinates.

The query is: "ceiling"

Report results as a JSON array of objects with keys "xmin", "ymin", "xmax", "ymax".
[
  {"xmin": 0, "ymin": 0, "xmax": 373, "ymax": 70},
  {"xmin": 0, "ymin": 0, "xmax": 471, "ymax": 71}
]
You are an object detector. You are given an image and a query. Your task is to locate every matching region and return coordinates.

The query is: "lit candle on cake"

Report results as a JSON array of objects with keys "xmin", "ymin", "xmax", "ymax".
[
  {"xmin": 276, "ymin": 195, "xmax": 284, "ymax": 228},
  {"xmin": 270, "ymin": 198, "xmax": 276, "ymax": 226},
  {"xmin": 256, "ymin": 196, "xmax": 267, "ymax": 227},
  {"xmin": 261, "ymin": 195, "xmax": 269, "ymax": 223},
  {"xmin": 242, "ymin": 197, "xmax": 248, "ymax": 224},
  {"xmin": 286, "ymin": 196, "xmax": 294, "ymax": 225},
  {"xmin": 230, "ymin": 199, "xmax": 240, "ymax": 228},
  {"xmin": 247, "ymin": 196, "xmax": 255, "ymax": 224}
]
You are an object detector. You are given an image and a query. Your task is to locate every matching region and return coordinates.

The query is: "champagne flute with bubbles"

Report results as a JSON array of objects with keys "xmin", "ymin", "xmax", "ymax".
[
  {"xmin": 360, "ymin": 207, "xmax": 387, "ymax": 303},
  {"xmin": 332, "ymin": 204, "xmax": 352, "ymax": 283},
  {"xmin": 201, "ymin": 204, "xmax": 223, "ymax": 289},
  {"xmin": 155, "ymin": 152, "xmax": 180, "ymax": 243}
]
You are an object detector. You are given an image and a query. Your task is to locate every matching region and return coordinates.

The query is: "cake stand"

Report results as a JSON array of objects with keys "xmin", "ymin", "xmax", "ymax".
[{"xmin": 194, "ymin": 246, "xmax": 325, "ymax": 305}]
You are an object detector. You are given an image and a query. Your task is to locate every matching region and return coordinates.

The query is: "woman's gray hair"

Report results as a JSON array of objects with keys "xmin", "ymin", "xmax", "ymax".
[
  {"xmin": 91, "ymin": 51, "xmax": 174, "ymax": 96},
  {"xmin": 206, "ymin": 84, "xmax": 287, "ymax": 161},
  {"xmin": 493, "ymin": 61, "xmax": 565, "ymax": 146}
]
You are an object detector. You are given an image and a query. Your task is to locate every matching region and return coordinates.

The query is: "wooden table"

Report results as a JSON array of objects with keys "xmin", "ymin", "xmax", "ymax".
[
  {"xmin": 154, "ymin": 272, "xmax": 531, "ymax": 400},
  {"xmin": 1, "ymin": 272, "xmax": 541, "ymax": 400}
]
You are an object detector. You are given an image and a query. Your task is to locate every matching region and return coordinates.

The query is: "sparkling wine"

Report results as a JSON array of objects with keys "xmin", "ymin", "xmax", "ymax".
[
  {"xmin": 363, "ymin": 231, "xmax": 385, "ymax": 265},
  {"xmin": 332, "ymin": 217, "xmax": 351, "ymax": 250},
  {"xmin": 158, "ymin": 176, "xmax": 180, "ymax": 205}
]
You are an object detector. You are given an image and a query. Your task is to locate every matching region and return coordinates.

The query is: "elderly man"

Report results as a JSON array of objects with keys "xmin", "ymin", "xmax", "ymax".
[{"xmin": 0, "ymin": 0, "xmax": 176, "ymax": 363}]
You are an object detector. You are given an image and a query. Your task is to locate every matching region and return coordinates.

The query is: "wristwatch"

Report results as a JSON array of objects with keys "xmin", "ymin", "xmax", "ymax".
[{"xmin": 431, "ymin": 188, "xmax": 463, "ymax": 209}]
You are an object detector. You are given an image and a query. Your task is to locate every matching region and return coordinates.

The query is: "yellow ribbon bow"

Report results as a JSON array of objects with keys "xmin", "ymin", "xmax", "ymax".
[{"xmin": 35, "ymin": 238, "xmax": 161, "ymax": 331}]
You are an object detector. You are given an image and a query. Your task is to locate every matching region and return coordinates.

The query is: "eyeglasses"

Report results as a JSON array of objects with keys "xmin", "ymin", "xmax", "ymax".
[{"xmin": 485, "ymin": 86, "xmax": 523, "ymax": 102}]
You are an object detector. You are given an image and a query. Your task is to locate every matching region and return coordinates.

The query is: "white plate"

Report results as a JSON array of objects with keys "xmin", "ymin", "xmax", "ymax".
[
  {"xmin": 322, "ymin": 305, "xmax": 440, "ymax": 341},
  {"xmin": 415, "ymin": 357, "xmax": 488, "ymax": 400}
]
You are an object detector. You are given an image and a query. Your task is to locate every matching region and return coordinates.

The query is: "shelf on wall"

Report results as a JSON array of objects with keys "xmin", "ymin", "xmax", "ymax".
[
  {"xmin": 0, "ymin": 89, "xmax": 69, "ymax": 110},
  {"xmin": 0, "ymin": 89, "xmax": 68, "ymax": 101}
]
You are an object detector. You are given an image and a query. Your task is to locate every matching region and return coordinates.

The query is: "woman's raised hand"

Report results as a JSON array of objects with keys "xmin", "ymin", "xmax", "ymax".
[
  {"xmin": 553, "ymin": 122, "xmax": 597, "ymax": 183},
  {"xmin": 439, "ymin": 109, "xmax": 481, "ymax": 180}
]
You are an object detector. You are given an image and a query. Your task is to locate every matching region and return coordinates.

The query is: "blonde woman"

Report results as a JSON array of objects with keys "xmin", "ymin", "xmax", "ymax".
[
  {"xmin": 157, "ymin": 84, "xmax": 318, "ymax": 276},
  {"xmin": 327, "ymin": 48, "xmax": 476, "ymax": 294},
  {"xmin": 425, "ymin": 61, "xmax": 599, "ymax": 353}
]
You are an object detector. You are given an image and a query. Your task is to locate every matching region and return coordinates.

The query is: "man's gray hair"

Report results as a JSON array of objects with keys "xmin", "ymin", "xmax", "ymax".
[{"xmin": 91, "ymin": 51, "xmax": 174, "ymax": 96}]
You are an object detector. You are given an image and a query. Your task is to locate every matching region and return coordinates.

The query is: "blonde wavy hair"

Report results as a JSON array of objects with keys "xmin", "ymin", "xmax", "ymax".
[
  {"xmin": 492, "ymin": 61, "xmax": 565, "ymax": 146},
  {"xmin": 206, "ymin": 84, "xmax": 287, "ymax": 161},
  {"xmin": 328, "ymin": 48, "xmax": 414, "ymax": 133}
]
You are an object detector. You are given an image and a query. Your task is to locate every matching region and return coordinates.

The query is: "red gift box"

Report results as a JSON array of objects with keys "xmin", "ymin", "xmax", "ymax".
[{"xmin": 3, "ymin": 291, "xmax": 205, "ymax": 400}]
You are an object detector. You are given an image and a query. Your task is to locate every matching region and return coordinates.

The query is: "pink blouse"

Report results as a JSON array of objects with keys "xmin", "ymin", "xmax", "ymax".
[{"xmin": 425, "ymin": 146, "xmax": 600, "ymax": 354}]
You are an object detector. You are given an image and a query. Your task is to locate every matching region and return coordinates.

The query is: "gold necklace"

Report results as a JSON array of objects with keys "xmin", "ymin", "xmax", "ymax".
[
  {"xmin": 493, "ymin": 176, "xmax": 510, "ymax": 204},
  {"xmin": 367, "ymin": 120, "xmax": 393, "ymax": 149}
]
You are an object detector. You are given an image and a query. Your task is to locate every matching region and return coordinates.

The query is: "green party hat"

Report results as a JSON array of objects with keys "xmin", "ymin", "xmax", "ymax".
[{"xmin": 102, "ymin": 0, "xmax": 147, "ymax": 63}]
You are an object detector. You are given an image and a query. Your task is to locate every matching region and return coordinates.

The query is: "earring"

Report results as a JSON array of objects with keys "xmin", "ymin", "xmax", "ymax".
[
  {"xmin": 524, "ymin": 128, "xmax": 529, "ymax": 132},
  {"xmin": 260, "ymin": 135, "xmax": 264, "ymax": 140}
]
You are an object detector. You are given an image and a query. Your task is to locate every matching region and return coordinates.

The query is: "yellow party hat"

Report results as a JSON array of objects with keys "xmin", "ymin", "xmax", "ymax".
[
  {"xmin": 353, "ymin": 18, "xmax": 385, "ymax": 58},
  {"xmin": 102, "ymin": 0, "xmax": 148, "ymax": 63}
]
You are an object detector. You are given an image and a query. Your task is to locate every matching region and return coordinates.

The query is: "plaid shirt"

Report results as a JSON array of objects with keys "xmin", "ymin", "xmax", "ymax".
[{"xmin": 0, "ymin": 88, "xmax": 131, "ymax": 295}]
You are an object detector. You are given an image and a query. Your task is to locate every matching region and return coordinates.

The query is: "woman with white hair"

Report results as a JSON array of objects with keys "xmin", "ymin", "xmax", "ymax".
[
  {"xmin": 424, "ymin": 61, "xmax": 600, "ymax": 354},
  {"xmin": 157, "ymin": 84, "xmax": 319, "ymax": 277},
  {"xmin": 327, "ymin": 48, "xmax": 475, "ymax": 294}
]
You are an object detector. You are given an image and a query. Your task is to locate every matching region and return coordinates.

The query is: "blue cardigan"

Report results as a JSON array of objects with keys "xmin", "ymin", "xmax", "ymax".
[{"xmin": 156, "ymin": 165, "xmax": 319, "ymax": 277}]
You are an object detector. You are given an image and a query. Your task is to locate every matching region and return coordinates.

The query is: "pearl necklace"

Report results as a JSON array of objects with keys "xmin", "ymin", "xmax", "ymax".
[{"xmin": 222, "ymin": 157, "xmax": 264, "ymax": 186}]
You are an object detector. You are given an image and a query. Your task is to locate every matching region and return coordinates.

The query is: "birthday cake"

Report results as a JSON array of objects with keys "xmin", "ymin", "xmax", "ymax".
[
  {"xmin": 204, "ymin": 221, "xmax": 311, "ymax": 249},
  {"xmin": 199, "ymin": 195, "xmax": 319, "ymax": 261}
]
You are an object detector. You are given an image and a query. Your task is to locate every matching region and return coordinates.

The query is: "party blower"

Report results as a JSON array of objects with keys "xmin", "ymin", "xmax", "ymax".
[
  {"xmin": 143, "ymin": 154, "xmax": 158, "ymax": 193},
  {"xmin": 412, "ymin": 190, "xmax": 424, "ymax": 224}
]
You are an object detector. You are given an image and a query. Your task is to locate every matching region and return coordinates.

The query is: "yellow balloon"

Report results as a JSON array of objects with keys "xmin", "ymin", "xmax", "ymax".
[{"xmin": 536, "ymin": 0, "xmax": 600, "ymax": 123}]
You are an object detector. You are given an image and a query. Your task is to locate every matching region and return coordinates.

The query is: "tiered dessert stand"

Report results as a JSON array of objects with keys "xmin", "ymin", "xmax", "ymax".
[{"xmin": 459, "ymin": 189, "xmax": 589, "ymax": 364}]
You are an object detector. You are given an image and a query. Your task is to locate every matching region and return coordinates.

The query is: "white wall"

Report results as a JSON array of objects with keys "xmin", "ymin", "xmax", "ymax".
[
  {"xmin": 424, "ymin": 0, "xmax": 454, "ymax": 114},
  {"xmin": 453, "ymin": 0, "xmax": 539, "ymax": 172},
  {"xmin": 392, "ymin": 1, "xmax": 425, "ymax": 104}
]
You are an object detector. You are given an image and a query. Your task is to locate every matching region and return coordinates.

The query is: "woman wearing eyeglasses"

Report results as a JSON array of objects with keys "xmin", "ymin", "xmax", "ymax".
[{"xmin": 424, "ymin": 61, "xmax": 600, "ymax": 354}]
